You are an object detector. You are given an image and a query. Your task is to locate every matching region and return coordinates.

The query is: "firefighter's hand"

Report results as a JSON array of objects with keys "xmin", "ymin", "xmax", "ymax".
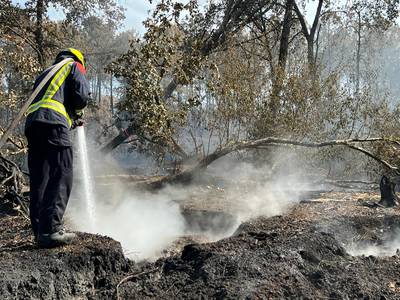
[
  {"xmin": 71, "ymin": 118, "xmax": 85, "ymax": 129},
  {"xmin": 75, "ymin": 109, "xmax": 84, "ymax": 118}
]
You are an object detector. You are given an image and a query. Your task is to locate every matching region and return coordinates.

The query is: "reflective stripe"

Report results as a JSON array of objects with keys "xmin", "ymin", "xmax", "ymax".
[
  {"xmin": 27, "ymin": 61, "xmax": 73, "ymax": 127},
  {"xmin": 42, "ymin": 61, "xmax": 73, "ymax": 100},
  {"xmin": 26, "ymin": 99, "xmax": 72, "ymax": 127}
]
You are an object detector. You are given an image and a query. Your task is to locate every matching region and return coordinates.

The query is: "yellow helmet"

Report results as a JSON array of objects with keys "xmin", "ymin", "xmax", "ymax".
[{"xmin": 56, "ymin": 48, "xmax": 85, "ymax": 68}]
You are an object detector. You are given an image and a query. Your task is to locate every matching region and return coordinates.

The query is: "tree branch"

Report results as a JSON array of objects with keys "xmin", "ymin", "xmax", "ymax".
[
  {"xmin": 293, "ymin": 0, "xmax": 309, "ymax": 38},
  {"xmin": 310, "ymin": 0, "xmax": 324, "ymax": 37},
  {"xmin": 151, "ymin": 137, "xmax": 400, "ymax": 188}
]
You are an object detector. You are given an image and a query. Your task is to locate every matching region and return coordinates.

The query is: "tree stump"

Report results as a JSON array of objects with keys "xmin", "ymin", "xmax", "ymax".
[{"xmin": 378, "ymin": 175, "xmax": 399, "ymax": 207}]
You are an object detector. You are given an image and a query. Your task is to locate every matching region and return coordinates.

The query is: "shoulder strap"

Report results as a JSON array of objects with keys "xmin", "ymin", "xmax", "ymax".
[{"xmin": 0, "ymin": 58, "xmax": 74, "ymax": 149}]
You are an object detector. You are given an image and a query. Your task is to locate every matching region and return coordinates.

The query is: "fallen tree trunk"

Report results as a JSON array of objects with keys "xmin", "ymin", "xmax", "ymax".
[
  {"xmin": 149, "ymin": 137, "xmax": 400, "ymax": 188},
  {"xmin": 311, "ymin": 179, "xmax": 377, "ymax": 190},
  {"xmin": 100, "ymin": 124, "xmax": 137, "ymax": 153}
]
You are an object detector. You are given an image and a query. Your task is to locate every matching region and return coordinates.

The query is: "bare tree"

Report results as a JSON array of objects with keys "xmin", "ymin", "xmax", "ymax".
[{"xmin": 293, "ymin": 0, "xmax": 324, "ymax": 69}]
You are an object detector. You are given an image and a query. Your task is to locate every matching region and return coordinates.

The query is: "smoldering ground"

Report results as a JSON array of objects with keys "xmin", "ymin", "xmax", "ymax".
[
  {"xmin": 66, "ymin": 131, "xmax": 400, "ymax": 260},
  {"xmin": 66, "ymin": 134, "xmax": 311, "ymax": 260},
  {"xmin": 317, "ymin": 215, "xmax": 400, "ymax": 258},
  {"xmin": 67, "ymin": 129, "xmax": 400, "ymax": 260}
]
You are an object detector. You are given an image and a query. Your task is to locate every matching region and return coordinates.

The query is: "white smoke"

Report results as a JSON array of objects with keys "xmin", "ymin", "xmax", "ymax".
[
  {"xmin": 67, "ymin": 133, "xmax": 308, "ymax": 260},
  {"xmin": 68, "ymin": 177, "xmax": 186, "ymax": 260},
  {"xmin": 208, "ymin": 154, "xmax": 309, "ymax": 221},
  {"xmin": 346, "ymin": 241, "xmax": 400, "ymax": 257},
  {"xmin": 94, "ymin": 191, "xmax": 184, "ymax": 260},
  {"xmin": 342, "ymin": 228, "xmax": 400, "ymax": 257}
]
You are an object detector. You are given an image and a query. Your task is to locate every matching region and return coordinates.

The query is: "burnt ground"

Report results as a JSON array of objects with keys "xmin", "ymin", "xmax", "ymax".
[
  {"xmin": 2, "ymin": 191, "xmax": 400, "ymax": 299},
  {"xmin": 0, "ymin": 214, "xmax": 134, "ymax": 299}
]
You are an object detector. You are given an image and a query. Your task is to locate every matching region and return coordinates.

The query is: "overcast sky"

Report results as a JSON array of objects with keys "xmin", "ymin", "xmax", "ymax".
[
  {"xmin": 119, "ymin": 0, "xmax": 318, "ymax": 34},
  {"xmin": 118, "ymin": 1, "xmax": 155, "ymax": 34},
  {"xmin": 12, "ymin": 0, "xmax": 319, "ymax": 35}
]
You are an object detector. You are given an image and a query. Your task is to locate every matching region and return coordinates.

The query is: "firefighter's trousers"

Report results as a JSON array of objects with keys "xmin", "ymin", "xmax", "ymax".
[{"xmin": 26, "ymin": 124, "xmax": 73, "ymax": 235}]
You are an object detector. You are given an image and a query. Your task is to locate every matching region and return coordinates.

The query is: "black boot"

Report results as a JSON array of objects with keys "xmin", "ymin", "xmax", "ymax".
[{"xmin": 37, "ymin": 229, "xmax": 76, "ymax": 248}]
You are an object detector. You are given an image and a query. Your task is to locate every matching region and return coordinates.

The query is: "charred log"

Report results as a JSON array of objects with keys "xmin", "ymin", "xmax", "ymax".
[
  {"xmin": 378, "ymin": 175, "xmax": 399, "ymax": 207},
  {"xmin": 100, "ymin": 124, "xmax": 137, "ymax": 153}
]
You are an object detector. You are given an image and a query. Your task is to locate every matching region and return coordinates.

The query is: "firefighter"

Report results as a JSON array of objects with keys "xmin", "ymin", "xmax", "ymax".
[{"xmin": 25, "ymin": 48, "xmax": 91, "ymax": 248}]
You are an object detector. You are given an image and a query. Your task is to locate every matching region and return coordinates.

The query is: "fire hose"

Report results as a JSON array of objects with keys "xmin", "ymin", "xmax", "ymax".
[{"xmin": 0, "ymin": 58, "xmax": 74, "ymax": 149}]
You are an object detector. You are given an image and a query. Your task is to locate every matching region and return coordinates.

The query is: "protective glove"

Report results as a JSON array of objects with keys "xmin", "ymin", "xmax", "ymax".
[
  {"xmin": 71, "ymin": 118, "xmax": 85, "ymax": 129},
  {"xmin": 75, "ymin": 109, "xmax": 84, "ymax": 118}
]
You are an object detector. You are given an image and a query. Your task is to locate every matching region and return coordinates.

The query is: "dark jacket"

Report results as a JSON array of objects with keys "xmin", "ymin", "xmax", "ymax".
[
  {"xmin": 25, "ymin": 54, "xmax": 90, "ymax": 131},
  {"xmin": 25, "ymin": 54, "xmax": 90, "ymax": 147}
]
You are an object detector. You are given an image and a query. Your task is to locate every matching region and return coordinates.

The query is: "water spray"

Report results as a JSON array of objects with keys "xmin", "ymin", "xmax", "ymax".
[{"xmin": 76, "ymin": 126, "xmax": 96, "ymax": 232}]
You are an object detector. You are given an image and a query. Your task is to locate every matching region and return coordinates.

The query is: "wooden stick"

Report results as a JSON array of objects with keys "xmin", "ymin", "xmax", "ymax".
[{"xmin": 116, "ymin": 268, "xmax": 159, "ymax": 300}]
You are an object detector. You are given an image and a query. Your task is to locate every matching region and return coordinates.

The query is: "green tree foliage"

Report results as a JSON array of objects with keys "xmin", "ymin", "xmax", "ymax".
[
  {"xmin": 108, "ymin": 0, "xmax": 279, "ymax": 157},
  {"xmin": 106, "ymin": 0, "xmax": 400, "ymax": 178}
]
